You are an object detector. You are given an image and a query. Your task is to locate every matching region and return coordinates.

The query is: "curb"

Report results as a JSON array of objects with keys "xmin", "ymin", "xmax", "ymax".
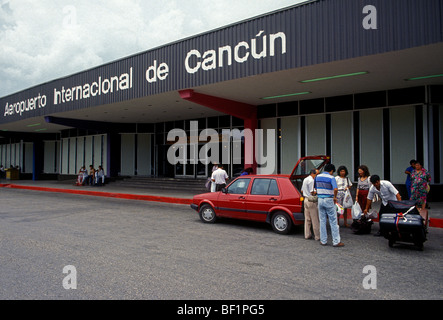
[
  {"xmin": 1, "ymin": 183, "xmax": 442, "ymax": 228},
  {"xmin": 429, "ymin": 218, "xmax": 443, "ymax": 228},
  {"xmin": 0, "ymin": 183, "xmax": 193, "ymax": 205}
]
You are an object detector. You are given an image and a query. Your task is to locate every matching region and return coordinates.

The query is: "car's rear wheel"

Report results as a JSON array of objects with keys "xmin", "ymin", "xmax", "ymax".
[
  {"xmin": 199, "ymin": 204, "xmax": 217, "ymax": 223},
  {"xmin": 271, "ymin": 211, "xmax": 292, "ymax": 235}
]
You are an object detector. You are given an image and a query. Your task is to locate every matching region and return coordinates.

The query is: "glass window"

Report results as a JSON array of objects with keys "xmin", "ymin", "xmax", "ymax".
[
  {"xmin": 331, "ymin": 112, "xmax": 353, "ymax": 180},
  {"xmin": 292, "ymin": 159, "xmax": 325, "ymax": 176},
  {"xmin": 390, "ymin": 106, "xmax": 415, "ymax": 184},
  {"xmin": 360, "ymin": 109, "xmax": 383, "ymax": 178},
  {"xmin": 227, "ymin": 178, "xmax": 251, "ymax": 194},
  {"xmin": 281, "ymin": 117, "xmax": 300, "ymax": 175},
  {"xmin": 251, "ymin": 178, "xmax": 280, "ymax": 195},
  {"xmin": 306, "ymin": 114, "xmax": 326, "ymax": 156},
  {"xmin": 268, "ymin": 179, "xmax": 280, "ymax": 195}
]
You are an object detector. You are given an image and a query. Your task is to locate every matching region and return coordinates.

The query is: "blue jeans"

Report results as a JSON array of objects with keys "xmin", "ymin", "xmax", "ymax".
[{"xmin": 318, "ymin": 197, "xmax": 341, "ymax": 245}]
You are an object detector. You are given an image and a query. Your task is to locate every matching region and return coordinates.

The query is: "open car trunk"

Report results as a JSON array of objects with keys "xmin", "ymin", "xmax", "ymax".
[{"xmin": 289, "ymin": 155, "xmax": 330, "ymax": 191}]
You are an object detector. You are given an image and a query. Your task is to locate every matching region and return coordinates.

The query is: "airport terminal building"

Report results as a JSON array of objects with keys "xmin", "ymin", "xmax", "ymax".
[{"xmin": 1, "ymin": 0, "xmax": 442, "ymax": 198}]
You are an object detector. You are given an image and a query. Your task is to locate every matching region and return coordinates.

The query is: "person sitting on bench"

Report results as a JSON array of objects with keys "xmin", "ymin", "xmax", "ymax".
[
  {"xmin": 95, "ymin": 165, "xmax": 105, "ymax": 186},
  {"xmin": 77, "ymin": 166, "xmax": 87, "ymax": 186}
]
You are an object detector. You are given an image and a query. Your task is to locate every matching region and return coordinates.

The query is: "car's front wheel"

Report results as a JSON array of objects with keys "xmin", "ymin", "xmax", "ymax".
[
  {"xmin": 271, "ymin": 211, "xmax": 292, "ymax": 235},
  {"xmin": 199, "ymin": 204, "xmax": 217, "ymax": 223}
]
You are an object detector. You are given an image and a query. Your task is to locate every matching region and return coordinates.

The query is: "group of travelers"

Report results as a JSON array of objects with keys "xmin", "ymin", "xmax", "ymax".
[
  {"xmin": 302, "ymin": 160, "xmax": 431, "ymax": 247},
  {"xmin": 76, "ymin": 165, "xmax": 105, "ymax": 186},
  {"xmin": 0, "ymin": 165, "xmax": 20, "ymax": 179}
]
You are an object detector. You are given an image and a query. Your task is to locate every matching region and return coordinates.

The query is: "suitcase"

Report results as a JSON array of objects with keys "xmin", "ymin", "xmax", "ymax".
[{"xmin": 379, "ymin": 211, "xmax": 427, "ymax": 250}]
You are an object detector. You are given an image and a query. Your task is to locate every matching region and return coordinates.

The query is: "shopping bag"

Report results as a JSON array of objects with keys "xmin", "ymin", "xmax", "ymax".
[
  {"xmin": 351, "ymin": 201, "xmax": 362, "ymax": 220},
  {"xmin": 336, "ymin": 203, "xmax": 344, "ymax": 216},
  {"xmin": 343, "ymin": 189, "xmax": 353, "ymax": 208},
  {"xmin": 368, "ymin": 209, "xmax": 378, "ymax": 219},
  {"xmin": 210, "ymin": 181, "xmax": 216, "ymax": 192},
  {"xmin": 205, "ymin": 178, "xmax": 212, "ymax": 191}
]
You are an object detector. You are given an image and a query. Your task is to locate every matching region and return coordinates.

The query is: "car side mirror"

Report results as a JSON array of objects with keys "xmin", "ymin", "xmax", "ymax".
[{"xmin": 221, "ymin": 187, "xmax": 227, "ymax": 194}]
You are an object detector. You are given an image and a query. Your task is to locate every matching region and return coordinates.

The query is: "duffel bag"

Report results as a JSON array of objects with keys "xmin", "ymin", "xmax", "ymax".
[{"xmin": 385, "ymin": 200, "xmax": 419, "ymax": 215}]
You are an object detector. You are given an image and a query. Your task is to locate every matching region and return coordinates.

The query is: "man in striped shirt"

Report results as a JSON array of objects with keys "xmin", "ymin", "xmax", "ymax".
[{"xmin": 315, "ymin": 163, "xmax": 344, "ymax": 247}]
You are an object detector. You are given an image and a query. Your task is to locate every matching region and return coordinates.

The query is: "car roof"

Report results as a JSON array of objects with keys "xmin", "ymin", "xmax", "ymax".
[{"xmin": 236, "ymin": 174, "xmax": 290, "ymax": 179}]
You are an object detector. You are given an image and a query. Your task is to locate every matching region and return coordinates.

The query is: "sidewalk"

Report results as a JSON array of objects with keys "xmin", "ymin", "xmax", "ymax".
[
  {"xmin": 1, "ymin": 178, "xmax": 443, "ymax": 228},
  {"xmin": 0, "ymin": 179, "xmax": 195, "ymax": 205}
]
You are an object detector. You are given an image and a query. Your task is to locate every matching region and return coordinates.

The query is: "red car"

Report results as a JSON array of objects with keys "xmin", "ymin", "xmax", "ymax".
[{"xmin": 190, "ymin": 156, "xmax": 330, "ymax": 234}]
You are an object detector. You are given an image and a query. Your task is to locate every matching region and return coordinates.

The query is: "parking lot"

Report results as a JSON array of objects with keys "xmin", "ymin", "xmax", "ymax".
[{"xmin": 0, "ymin": 188, "xmax": 442, "ymax": 301}]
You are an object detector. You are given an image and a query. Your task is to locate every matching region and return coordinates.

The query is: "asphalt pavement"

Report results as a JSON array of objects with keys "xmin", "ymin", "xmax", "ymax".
[{"xmin": 0, "ymin": 187, "xmax": 442, "ymax": 301}]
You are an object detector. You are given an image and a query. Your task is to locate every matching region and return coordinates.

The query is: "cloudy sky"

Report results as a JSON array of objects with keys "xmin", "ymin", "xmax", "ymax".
[{"xmin": 0, "ymin": 0, "xmax": 306, "ymax": 97}]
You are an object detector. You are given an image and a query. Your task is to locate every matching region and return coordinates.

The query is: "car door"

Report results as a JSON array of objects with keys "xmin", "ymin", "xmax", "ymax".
[
  {"xmin": 216, "ymin": 177, "xmax": 251, "ymax": 219},
  {"xmin": 244, "ymin": 178, "xmax": 281, "ymax": 222}
]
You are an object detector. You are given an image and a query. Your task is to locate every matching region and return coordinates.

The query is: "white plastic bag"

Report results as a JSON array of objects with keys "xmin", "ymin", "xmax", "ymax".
[
  {"xmin": 351, "ymin": 201, "xmax": 362, "ymax": 220},
  {"xmin": 368, "ymin": 209, "xmax": 378, "ymax": 219},
  {"xmin": 343, "ymin": 189, "xmax": 353, "ymax": 208},
  {"xmin": 210, "ymin": 181, "xmax": 216, "ymax": 192}
]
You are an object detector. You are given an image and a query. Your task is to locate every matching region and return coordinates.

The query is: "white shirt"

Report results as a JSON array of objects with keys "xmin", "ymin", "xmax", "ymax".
[
  {"xmin": 367, "ymin": 180, "xmax": 399, "ymax": 206},
  {"xmin": 301, "ymin": 175, "xmax": 315, "ymax": 197},
  {"xmin": 211, "ymin": 168, "xmax": 228, "ymax": 185},
  {"xmin": 335, "ymin": 176, "xmax": 352, "ymax": 190}
]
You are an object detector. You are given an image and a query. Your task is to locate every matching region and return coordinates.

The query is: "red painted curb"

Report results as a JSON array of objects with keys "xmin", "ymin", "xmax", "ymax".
[
  {"xmin": 0, "ymin": 183, "xmax": 193, "ymax": 205},
  {"xmin": 429, "ymin": 218, "xmax": 443, "ymax": 228}
]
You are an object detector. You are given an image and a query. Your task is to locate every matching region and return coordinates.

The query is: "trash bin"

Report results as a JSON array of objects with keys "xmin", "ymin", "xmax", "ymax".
[{"xmin": 5, "ymin": 168, "xmax": 19, "ymax": 180}]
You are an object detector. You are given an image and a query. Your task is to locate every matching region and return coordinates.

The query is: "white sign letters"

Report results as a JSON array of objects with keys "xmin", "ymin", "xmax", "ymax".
[
  {"xmin": 363, "ymin": 5, "xmax": 378, "ymax": 30},
  {"xmin": 62, "ymin": 265, "xmax": 77, "ymax": 290}
]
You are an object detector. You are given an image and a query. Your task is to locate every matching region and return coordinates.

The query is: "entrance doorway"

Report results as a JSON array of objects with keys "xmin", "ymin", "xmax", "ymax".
[{"xmin": 173, "ymin": 143, "xmax": 210, "ymax": 179}]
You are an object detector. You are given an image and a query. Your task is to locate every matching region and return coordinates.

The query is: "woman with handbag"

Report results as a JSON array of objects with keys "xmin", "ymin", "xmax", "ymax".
[
  {"xmin": 335, "ymin": 166, "xmax": 352, "ymax": 227},
  {"xmin": 355, "ymin": 165, "xmax": 371, "ymax": 213}
]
